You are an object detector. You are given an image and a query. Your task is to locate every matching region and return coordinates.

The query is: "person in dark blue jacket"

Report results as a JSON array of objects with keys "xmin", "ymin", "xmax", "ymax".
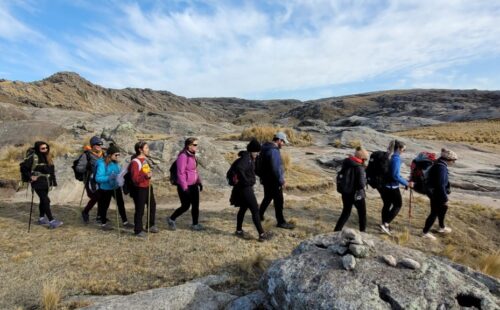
[
  {"xmin": 422, "ymin": 148, "xmax": 458, "ymax": 240},
  {"xmin": 258, "ymin": 132, "xmax": 295, "ymax": 229},
  {"xmin": 379, "ymin": 140, "xmax": 413, "ymax": 235}
]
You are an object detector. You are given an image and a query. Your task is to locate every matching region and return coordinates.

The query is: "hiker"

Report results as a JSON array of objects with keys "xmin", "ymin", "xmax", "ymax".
[
  {"xmin": 379, "ymin": 140, "xmax": 413, "ymax": 235},
  {"xmin": 167, "ymin": 137, "xmax": 204, "ymax": 231},
  {"xmin": 130, "ymin": 141, "xmax": 158, "ymax": 237},
  {"xmin": 95, "ymin": 144, "xmax": 133, "ymax": 231},
  {"xmin": 20, "ymin": 141, "xmax": 62, "ymax": 229},
  {"xmin": 77, "ymin": 136, "xmax": 104, "ymax": 224},
  {"xmin": 258, "ymin": 132, "xmax": 295, "ymax": 229},
  {"xmin": 422, "ymin": 148, "xmax": 458, "ymax": 240},
  {"xmin": 334, "ymin": 147, "xmax": 369, "ymax": 232},
  {"xmin": 229, "ymin": 139, "xmax": 272, "ymax": 241}
]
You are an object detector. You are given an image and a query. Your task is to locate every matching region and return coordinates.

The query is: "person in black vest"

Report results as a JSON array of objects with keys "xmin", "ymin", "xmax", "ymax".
[
  {"xmin": 258, "ymin": 132, "xmax": 295, "ymax": 229},
  {"xmin": 230, "ymin": 139, "xmax": 272, "ymax": 242},
  {"xmin": 334, "ymin": 147, "xmax": 369, "ymax": 232},
  {"xmin": 422, "ymin": 148, "xmax": 458, "ymax": 240},
  {"xmin": 20, "ymin": 141, "xmax": 62, "ymax": 229}
]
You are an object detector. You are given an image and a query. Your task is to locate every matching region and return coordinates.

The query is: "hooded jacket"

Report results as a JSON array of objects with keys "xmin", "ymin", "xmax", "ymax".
[
  {"xmin": 259, "ymin": 142, "xmax": 284, "ymax": 186},
  {"xmin": 229, "ymin": 151, "xmax": 257, "ymax": 207},
  {"xmin": 95, "ymin": 158, "xmax": 121, "ymax": 190},
  {"xmin": 176, "ymin": 150, "xmax": 201, "ymax": 191},
  {"xmin": 21, "ymin": 141, "xmax": 57, "ymax": 190},
  {"xmin": 338, "ymin": 156, "xmax": 366, "ymax": 195},
  {"xmin": 427, "ymin": 158, "xmax": 451, "ymax": 204},
  {"xmin": 386, "ymin": 152, "xmax": 409, "ymax": 188}
]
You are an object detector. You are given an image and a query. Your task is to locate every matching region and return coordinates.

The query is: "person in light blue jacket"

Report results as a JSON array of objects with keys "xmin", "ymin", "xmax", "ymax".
[
  {"xmin": 379, "ymin": 140, "xmax": 413, "ymax": 235},
  {"xmin": 95, "ymin": 144, "xmax": 133, "ymax": 231}
]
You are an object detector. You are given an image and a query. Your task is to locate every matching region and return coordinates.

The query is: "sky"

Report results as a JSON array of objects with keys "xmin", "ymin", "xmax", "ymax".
[{"xmin": 1, "ymin": 0, "xmax": 500, "ymax": 100}]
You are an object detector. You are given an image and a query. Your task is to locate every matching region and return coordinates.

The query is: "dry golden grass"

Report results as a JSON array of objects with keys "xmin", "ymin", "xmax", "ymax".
[
  {"xmin": 0, "ymin": 189, "xmax": 497, "ymax": 309},
  {"xmin": 396, "ymin": 119, "xmax": 500, "ymax": 147},
  {"xmin": 41, "ymin": 280, "xmax": 62, "ymax": 310},
  {"xmin": 239, "ymin": 126, "xmax": 313, "ymax": 146},
  {"xmin": 136, "ymin": 133, "xmax": 171, "ymax": 141},
  {"xmin": 348, "ymin": 139, "xmax": 362, "ymax": 149}
]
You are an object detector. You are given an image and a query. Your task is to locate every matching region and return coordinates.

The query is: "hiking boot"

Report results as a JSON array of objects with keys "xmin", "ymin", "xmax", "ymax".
[
  {"xmin": 258, "ymin": 232, "xmax": 273, "ymax": 242},
  {"xmin": 422, "ymin": 232, "xmax": 437, "ymax": 240},
  {"xmin": 148, "ymin": 226, "xmax": 159, "ymax": 233},
  {"xmin": 101, "ymin": 223, "xmax": 113, "ymax": 231},
  {"xmin": 276, "ymin": 222, "xmax": 295, "ymax": 230},
  {"xmin": 81, "ymin": 211, "xmax": 89, "ymax": 224},
  {"xmin": 48, "ymin": 219, "xmax": 63, "ymax": 229},
  {"xmin": 135, "ymin": 231, "xmax": 147, "ymax": 238},
  {"xmin": 167, "ymin": 218, "xmax": 176, "ymax": 231},
  {"xmin": 191, "ymin": 224, "xmax": 204, "ymax": 231},
  {"xmin": 36, "ymin": 217, "xmax": 49, "ymax": 225},
  {"xmin": 438, "ymin": 227, "xmax": 452, "ymax": 234},
  {"xmin": 95, "ymin": 217, "xmax": 110, "ymax": 224},
  {"xmin": 122, "ymin": 221, "xmax": 134, "ymax": 229},
  {"xmin": 379, "ymin": 224, "xmax": 392, "ymax": 236},
  {"xmin": 235, "ymin": 230, "xmax": 246, "ymax": 238}
]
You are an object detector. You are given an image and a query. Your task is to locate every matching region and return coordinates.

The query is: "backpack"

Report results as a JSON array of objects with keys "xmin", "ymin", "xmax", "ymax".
[
  {"xmin": 117, "ymin": 158, "xmax": 142, "ymax": 195},
  {"xmin": 71, "ymin": 151, "xmax": 91, "ymax": 182},
  {"xmin": 169, "ymin": 161, "xmax": 178, "ymax": 185},
  {"xmin": 410, "ymin": 152, "xmax": 437, "ymax": 195},
  {"xmin": 19, "ymin": 148, "xmax": 37, "ymax": 182},
  {"xmin": 226, "ymin": 158, "xmax": 241, "ymax": 186},
  {"xmin": 336, "ymin": 162, "xmax": 356, "ymax": 194},
  {"xmin": 366, "ymin": 151, "xmax": 391, "ymax": 189},
  {"xmin": 254, "ymin": 154, "xmax": 263, "ymax": 177}
]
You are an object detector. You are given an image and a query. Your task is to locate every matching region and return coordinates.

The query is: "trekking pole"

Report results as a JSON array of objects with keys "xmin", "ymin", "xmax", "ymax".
[
  {"xmin": 147, "ymin": 182, "xmax": 151, "ymax": 242},
  {"xmin": 79, "ymin": 174, "xmax": 88, "ymax": 210},
  {"xmin": 114, "ymin": 188, "xmax": 120, "ymax": 238},
  {"xmin": 408, "ymin": 188, "xmax": 413, "ymax": 235},
  {"xmin": 28, "ymin": 187, "xmax": 34, "ymax": 233}
]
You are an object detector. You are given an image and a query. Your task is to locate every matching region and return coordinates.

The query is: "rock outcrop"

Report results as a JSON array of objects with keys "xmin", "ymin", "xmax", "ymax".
[{"xmin": 261, "ymin": 230, "xmax": 500, "ymax": 309}]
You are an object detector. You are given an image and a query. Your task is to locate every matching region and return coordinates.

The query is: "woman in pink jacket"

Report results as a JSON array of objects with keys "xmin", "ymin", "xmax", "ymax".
[{"xmin": 167, "ymin": 137, "xmax": 203, "ymax": 231}]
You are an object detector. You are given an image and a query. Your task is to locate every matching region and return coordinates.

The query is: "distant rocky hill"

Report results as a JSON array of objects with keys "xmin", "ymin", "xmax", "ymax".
[{"xmin": 1, "ymin": 72, "xmax": 498, "ymax": 125}]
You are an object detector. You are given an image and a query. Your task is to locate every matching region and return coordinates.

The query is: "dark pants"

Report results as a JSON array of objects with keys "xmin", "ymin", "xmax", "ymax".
[
  {"xmin": 259, "ymin": 183, "xmax": 285, "ymax": 225},
  {"xmin": 34, "ymin": 188, "xmax": 53, "ymax": 221},
  {"xmin": 170, "ymin": 185, "xmax": 200, "ymax": 225},
  {"xmin": 379, "ymin": 187, "xmax": 402, "ymax": 224},
  {"xmin": 236, "ymin": 187, "xmax": 264, "ymax": 235},
  {"xmin": 334, "ymin": 193, "xmax": 366, "ymax": 232},
  {"xmin": 97, "ymin": 188, "xmax": 128, "ymax": 225},
  {"xmin": 423, "ymin": 198, "xmax": 449, "ymax": 233},
  {"xmin": 83, "ymin": 182, "xmax": 101, "ymax": 218},
  {"xmin": 132, "ymin": 186, "xmax": 156, "ymax": 234}
]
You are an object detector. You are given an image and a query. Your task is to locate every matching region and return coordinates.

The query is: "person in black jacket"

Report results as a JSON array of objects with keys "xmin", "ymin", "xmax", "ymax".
[
  {"xmin": 334, "ymin": 147, "xmax": 369, "ymax": 232},
  {"xmin": 422, "ymin": 148, "xmax": 458, "ymax": 240},
  {"xmin": 20, "ymin": 141, "xmax": 62, "ymax": 229},
  {"xmin": 230, "ymin": 139, "xmax": 272, "ymax": 242}
]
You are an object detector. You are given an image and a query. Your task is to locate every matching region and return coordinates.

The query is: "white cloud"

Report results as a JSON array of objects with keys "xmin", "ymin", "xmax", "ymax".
[{"xmin": 0, "ymin": 2, "xmax": 39, "ymax": 41}]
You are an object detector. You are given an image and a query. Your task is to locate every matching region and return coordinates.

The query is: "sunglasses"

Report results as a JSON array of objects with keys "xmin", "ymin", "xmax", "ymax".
[
  {"xmin": 112, "ymin": 153, "xmax": 121, "ymax": 157},
  {"xmin": 40, "ymin": 147, "xmax": 48, "ymax": 150},
  {"xmin": 191, "ymin": 144, "xmax": 198, "ymax": 147}
]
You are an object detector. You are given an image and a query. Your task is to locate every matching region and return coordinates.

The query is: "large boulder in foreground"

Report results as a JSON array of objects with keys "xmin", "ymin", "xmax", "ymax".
[{"xmin": 260, "ymin": 230, "xmax": 500, "ymax": 310}]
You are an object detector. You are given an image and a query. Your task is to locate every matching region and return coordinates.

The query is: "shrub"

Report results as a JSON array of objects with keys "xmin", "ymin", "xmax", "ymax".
[{"xmin": 240, "ymin": 126, "xmax": 313, "ymax": 146}]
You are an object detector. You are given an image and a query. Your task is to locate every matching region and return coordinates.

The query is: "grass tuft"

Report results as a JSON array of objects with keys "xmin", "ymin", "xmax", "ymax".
[
  {"xmin": 239, "ymin": 126, "xmax": 313, "ymax": 146},
  {"xmin": 41, "ymin": 280, "xmax": 62, "ymax": 310}
]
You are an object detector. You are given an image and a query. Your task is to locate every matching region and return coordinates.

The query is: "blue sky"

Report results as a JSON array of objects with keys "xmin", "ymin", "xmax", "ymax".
[{"xmin": 1, "ymin": 0, "xmax": 500, "ymax": 100}]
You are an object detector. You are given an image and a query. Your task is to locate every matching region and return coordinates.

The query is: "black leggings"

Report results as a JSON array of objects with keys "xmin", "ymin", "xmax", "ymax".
[
  {"xmin": 379, "ymin": 187, "xmax": 402, "ymax": 224},
  {"xmin": 236, "ymin": 187, "xmax": 264, "ymax": 235},
  {"xmin": 170, "ymin": 185, "xmax": 200, "ymax": 225},
  {"xmin": 334, "ymin": 193, "xmax": 366, "ymax": 232},
  {"xmin": 259, "ymin": 184, "xmax": 285, "ymax": 225},
  {"xmin": 97, "ymin": 188, "xmax": 128, "ymax": 225},
  {"xmin": 132, "ymin": 186, "xmax": 156, "ymax": 234},
  {"xmin": 34, "ymin": 188, "xmax": 53, "ymax": 221},
  {"xmin": 423, "ymin": 198, "xmax": 449, "ymax": 233}
]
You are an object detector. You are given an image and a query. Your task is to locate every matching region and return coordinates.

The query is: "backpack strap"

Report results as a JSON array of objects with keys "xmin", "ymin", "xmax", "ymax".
[{"xmin": 131, "ymin": 158, "xmax": 142, "ymax": 171}]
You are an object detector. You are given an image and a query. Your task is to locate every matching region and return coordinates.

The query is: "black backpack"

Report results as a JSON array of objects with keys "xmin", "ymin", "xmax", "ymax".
[
  {"xmin": 254, "ymin": 154, "xmax": 263, "ymax": 177},
  {"xmin": 19, "ymin": 148, "xmax": 37, "ymax": 182},
  {"xmin": 226, "ymin": 158, "xmax": 241, "ymax": 186},
  {"xmin": 366, "ymin": 151, "xmax": 391, "ymax": 189},
  {"xmin": 169, "ymin": 161, "xmax": 178, "ymax": 185},
  {"xmin": 71, "ymin": 151, "xmax": 91, "ymax": 182},
  {"xmin": 336, "ymin": 162, "xmax": 356, "ymax": 194}
]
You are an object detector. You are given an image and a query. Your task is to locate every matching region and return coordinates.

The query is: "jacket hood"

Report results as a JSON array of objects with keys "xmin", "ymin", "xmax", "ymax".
[{"xmin": 343, "ymin": 156, "xmax": 363, "ymax": 168}]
